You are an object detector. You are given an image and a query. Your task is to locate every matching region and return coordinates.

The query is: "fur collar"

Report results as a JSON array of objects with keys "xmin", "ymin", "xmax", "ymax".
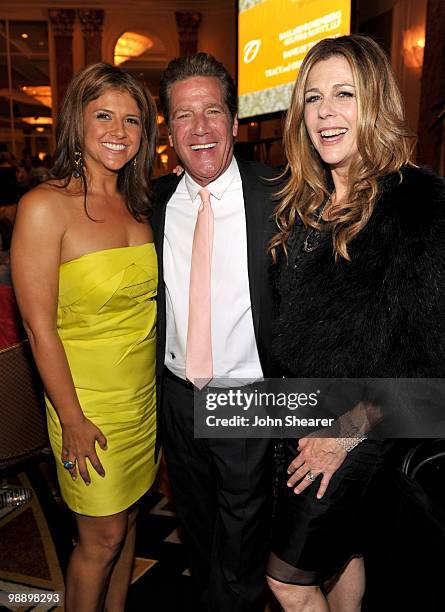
[{"xmin": 273, "ymin": 165, "xmax": 445, "ymax": 378}]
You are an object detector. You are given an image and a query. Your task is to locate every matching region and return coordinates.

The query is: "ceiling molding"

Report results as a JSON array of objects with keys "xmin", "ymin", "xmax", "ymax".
[{"xmin": 1, "ymin": 0, "xmax": 233, "ymax": 14}]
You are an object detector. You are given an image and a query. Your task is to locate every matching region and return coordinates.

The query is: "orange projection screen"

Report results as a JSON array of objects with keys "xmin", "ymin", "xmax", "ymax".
[{"xmin": 238, "ymin": 0, "xmax": 351, "ymax": 119}]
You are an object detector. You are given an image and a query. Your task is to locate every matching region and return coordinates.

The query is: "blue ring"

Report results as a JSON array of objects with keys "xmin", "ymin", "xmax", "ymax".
[{"xmin": 63, "ymin": 459, "xmax": 75, "ymax": 470}]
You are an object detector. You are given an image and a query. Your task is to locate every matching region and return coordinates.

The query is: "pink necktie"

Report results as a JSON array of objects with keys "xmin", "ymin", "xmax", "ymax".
[{"xmin": 186, "ymin": 188, "xmax": 214, "ymax": 389}]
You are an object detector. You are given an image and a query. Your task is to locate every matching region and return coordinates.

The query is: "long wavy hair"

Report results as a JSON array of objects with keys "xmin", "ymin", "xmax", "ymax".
[
  {"xmin": 51, "ymin": 62, "xmax": 158, "ymax": 220},
  {"xmin": 270, "ymin": 35, "xmax": 416, "ymax": 262}
]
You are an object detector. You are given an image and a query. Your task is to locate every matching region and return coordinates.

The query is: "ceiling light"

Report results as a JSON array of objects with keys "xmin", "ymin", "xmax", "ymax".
[
  {"xmin": 21, "ymin": 85, "xmax": 52, "ymax": 108},
  {"xmin": 114, "ymin": 32, "xmax": 153, "ymax": 66},
  {"xmin": 21, "ymin": 33, "xmax": 29, "ymax": 39},
  {"xmin": 22, "ymin": 116, "xmax": 53, "ymax": 125}
]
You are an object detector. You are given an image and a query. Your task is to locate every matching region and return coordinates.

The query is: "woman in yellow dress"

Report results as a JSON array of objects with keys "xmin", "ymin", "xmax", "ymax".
[{"xmin": 11, "ymin": 63, "xmax": 159, "ymax": 612}]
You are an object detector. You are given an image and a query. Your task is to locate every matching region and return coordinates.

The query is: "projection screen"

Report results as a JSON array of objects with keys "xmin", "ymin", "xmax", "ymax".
[{"xmin": 238, "ymin": 0, "xmax": 351, "ymax": 120}]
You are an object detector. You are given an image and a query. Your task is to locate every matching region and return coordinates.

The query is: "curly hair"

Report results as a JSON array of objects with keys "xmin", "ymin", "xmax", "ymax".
[
  {"xmin": 51, "ymin": 62, "xmax": 158, "ymax": 220},
  {"xmin": 270, "ymin": 34, "xmax": 416, "ymax": 262}
]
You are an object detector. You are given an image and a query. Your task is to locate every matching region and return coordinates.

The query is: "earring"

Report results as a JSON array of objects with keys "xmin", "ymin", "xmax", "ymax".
[
  {"xmin": 73, "ymin": 150, "xmax": 83, "ymax": 178},
  {"xmin": 133, "ymin": 157, "xmax": 137, "ymax": 168}
]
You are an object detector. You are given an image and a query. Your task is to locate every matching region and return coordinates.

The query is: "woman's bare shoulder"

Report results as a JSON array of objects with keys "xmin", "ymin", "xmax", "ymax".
[
  {"xmin": 16, "ymin": 181, "xmax": 76, "ymax": 232},
  {"xmin": 19, "ymin": 178, "xmax": 83, "ymax": 210}
]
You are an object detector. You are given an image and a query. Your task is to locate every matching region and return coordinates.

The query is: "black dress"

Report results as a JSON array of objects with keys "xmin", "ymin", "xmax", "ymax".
[
  {"xmin": 268, "ymin": 166, "xmax": 445, "ymax": 586},
  {"xmin": 268, "ymin": 218, "xmax": 389, "ymax": 585}
]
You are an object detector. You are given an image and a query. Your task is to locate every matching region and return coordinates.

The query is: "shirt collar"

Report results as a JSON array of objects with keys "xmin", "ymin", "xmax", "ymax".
[{"xmin": 184, "ymin": 157, "xmax": 239, "ymax": 202}]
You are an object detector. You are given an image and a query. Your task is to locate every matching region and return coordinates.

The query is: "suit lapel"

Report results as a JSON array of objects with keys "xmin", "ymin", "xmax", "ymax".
[
  {"xmin": 238, "ymin": 159, "xmax": 267, "ymax": 338},
  {"xmin": 152, "ymin": 174, "xmax": 182, "ymax": 269},
  {"xmin": 152, "ymin": 174, "xmax": 182, "ymax": 379}
]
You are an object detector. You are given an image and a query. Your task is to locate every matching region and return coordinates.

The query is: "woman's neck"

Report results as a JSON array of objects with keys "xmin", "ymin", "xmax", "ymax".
[
  {"xmin": 85, "ymin": 166, "xmax": 120, "ymax": 198},
  {"xmin": 321, "ymin": 168, "xmax": 349, "ymax": 221},
  {"xmin": 330, "ymin": 167, "xmax": 349, "ymax": 203}
]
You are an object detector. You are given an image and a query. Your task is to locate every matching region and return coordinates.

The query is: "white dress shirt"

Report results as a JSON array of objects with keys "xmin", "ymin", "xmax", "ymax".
[{"xmin": 163, "ymin": 158, "xmax": 263, "ymax": 382}]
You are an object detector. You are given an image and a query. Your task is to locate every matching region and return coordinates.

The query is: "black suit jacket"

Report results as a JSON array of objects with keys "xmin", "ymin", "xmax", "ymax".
[{"xmin": 152, "ymin": 158, "xmax": 280, "ymax": 451}]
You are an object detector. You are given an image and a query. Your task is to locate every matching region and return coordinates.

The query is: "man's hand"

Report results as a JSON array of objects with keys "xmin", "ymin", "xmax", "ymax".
[{"xmin": 172, "ymin": 165, "xmax": 184, "ymax": 176}]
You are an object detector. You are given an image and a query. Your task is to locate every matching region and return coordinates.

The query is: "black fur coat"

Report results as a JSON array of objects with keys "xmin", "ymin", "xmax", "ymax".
[{"xmin": 273, "ymin": 165, "xmax": 445, "ymax": 378}]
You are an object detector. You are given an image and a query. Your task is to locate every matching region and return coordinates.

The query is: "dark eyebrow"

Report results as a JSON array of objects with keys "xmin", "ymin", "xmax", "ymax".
[
  {"xmin": 172, "ymin": 102, "xmax": 225, "ymax": 115},
  {"xmin": 94, "ymin": 107, "xmax": 140, "ymax": 117},
  {"xmin": 172, "ymin": 107, "xmax": 190, "ymax": 115}
]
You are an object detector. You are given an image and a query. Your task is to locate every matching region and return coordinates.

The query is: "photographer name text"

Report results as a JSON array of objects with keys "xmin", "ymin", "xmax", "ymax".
[{"xmin": 206, "ymin": 415, "xmax": 335, "ymax": 428}]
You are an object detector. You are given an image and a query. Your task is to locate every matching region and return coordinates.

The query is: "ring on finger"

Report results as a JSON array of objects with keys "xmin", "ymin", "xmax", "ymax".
[
  {"xmin": 305, "ymin": 471, "xmax": 317, "ymax": 482},
  {"xmin": 62, "ymin": 459, "xmax": 76, "ymax": 470}
]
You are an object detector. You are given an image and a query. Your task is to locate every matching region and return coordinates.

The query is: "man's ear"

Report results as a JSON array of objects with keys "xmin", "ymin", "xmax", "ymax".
[{"xmin": 232, "ymin": 114, "xmax": 239, "ymax": 138}]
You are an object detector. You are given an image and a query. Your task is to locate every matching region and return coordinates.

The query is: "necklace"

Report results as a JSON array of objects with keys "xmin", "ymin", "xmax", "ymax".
[{"xmin": 302, "ymin": 197, "xmax": 331, "ymax": 253}]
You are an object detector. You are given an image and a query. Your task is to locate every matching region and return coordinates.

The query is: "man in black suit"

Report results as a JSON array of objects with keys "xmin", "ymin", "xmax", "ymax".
[{"xmin": 152, "ymin": 53, "xmax": 279, "ymax": 611}]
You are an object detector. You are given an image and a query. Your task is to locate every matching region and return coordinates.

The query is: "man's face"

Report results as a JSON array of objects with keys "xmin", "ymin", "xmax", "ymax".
[{"xmin": 168, "ymin": 76, "xmax": 238, "ymax": 186}]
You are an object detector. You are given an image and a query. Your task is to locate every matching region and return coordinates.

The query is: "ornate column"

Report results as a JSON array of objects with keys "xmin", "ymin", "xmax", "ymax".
[
  {"xmin": 417, "ymin": 0, "xmax": 445, "ymax": 172},
  {"xmin": 175, "ymin": 12, "xmax": 202, "ymax": 57},
  {"xmin": 49, "ymin": 9, "xmax": 76, "ymax": 112},
  {"xmin": 78, "ymin": 9, "xmax": 105, "ymax": 67}
]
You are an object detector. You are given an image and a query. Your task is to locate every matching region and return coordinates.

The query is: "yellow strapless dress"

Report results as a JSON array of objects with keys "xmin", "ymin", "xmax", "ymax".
[{"xmin": 45, "ymin": 243, "xmax": 158, "ymax": 516}]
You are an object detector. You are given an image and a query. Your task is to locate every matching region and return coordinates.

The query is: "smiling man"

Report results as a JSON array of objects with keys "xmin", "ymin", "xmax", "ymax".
[{"xmin": 152, "ymin": 53, "xmax": 279, "ymax": 611}]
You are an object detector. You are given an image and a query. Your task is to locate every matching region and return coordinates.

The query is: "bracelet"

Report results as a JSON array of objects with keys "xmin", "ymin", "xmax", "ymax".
[{"xmin": 336, "ymin": 436, "xmax": 366, "ymax": 452}]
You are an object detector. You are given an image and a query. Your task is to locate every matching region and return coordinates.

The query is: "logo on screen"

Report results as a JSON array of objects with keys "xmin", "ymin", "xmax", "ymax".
[{"xmin": 243, "ymin": 39, "xmax": 261, "ymax": 64}]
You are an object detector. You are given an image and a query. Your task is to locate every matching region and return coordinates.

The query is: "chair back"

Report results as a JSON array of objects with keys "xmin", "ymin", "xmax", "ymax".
[
  {"xmin": 399, "ymin": 439, "xmax": 445, "ymax": 533},
  {"xmin": 0, "ymin": 340, "xmax": 47, "ymax": 467}
]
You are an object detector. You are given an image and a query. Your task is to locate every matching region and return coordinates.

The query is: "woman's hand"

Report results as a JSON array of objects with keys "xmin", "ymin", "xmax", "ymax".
[
  {"xmin": 61, "ymin": 417, "xmax": 108, "ymax": 485},
  {"xmin": 286, "ymin": 436, "xmax": 347, "ymax": 499}
]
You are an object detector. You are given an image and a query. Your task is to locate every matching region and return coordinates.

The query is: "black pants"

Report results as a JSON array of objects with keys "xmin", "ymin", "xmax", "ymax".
[{"xmin": 161, "ymin": 371, "xmax": 273, "ymax": 612}]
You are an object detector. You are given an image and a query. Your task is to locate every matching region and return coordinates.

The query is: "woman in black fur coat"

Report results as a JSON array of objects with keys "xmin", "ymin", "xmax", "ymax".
[{"xmin": 266, "ymin": 35, "xmax": 445, "ymax": 612}]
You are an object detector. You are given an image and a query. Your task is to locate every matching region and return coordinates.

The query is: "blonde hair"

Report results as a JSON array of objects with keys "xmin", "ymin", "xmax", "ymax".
[{"xmin": 270, "ymin": 34, "xmax": 416, "ymax": 262}]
